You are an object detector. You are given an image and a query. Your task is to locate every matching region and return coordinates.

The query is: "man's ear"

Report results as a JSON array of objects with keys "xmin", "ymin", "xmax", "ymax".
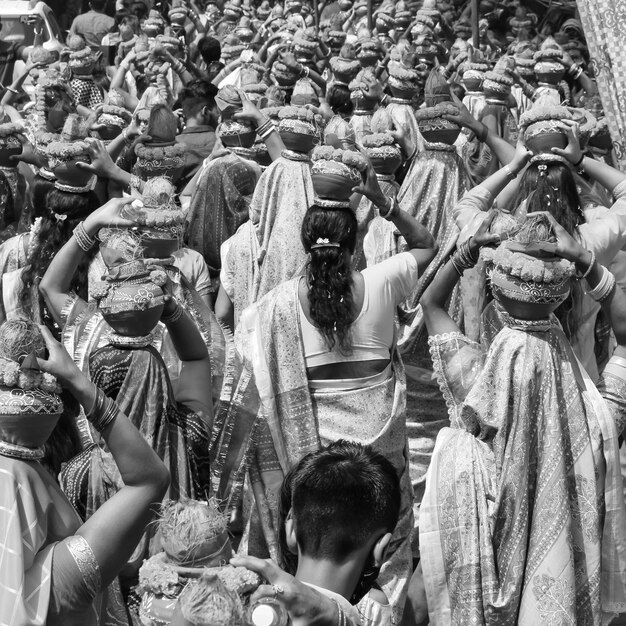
[
  {"xmin": 372, "ymin": 532, "xmax": 392, "ymax": 568},
  {"xmin": 285, "ymin": 509, "xmax": 298, "ymax": 554}
]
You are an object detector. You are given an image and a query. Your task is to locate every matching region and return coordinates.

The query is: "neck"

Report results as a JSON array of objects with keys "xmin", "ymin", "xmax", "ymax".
[
  {"xmin": 295, "ymin": 554, "xmax": 365, "ymax": 600},
  {"xmin": 185, "ymin": 117, "xmax": 207, "ymax": 129}
]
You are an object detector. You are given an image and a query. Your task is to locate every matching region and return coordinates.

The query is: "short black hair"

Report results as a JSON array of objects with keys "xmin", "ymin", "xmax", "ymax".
[
  {"xmin": 180, "ymin": 79, "xmax": 218, "ymax": 117},
  {"xmin": 279, "ymin": 440, "xmax": 401, "ymax": 565},
  {"xmin": 326, "ymin": 82, "xmax": 353, "ymax": 116},
  {"xmin": 197, "ymin": 36, "xmax": 221, "ymax": 64},
  {"xmin": 90, "ymin": 0, "xmax": 107, "ymax": 11}
]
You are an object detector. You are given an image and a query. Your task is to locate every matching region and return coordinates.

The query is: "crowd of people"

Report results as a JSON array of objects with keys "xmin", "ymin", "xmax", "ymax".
[{"xmin": 0, "ymin": 0, "xmax": 625, "ymax": 624}]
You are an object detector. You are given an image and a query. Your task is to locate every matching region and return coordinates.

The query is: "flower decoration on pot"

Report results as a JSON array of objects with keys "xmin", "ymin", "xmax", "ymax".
[
  {"xmin": 217, "ymin": 119, "xmax": 257, "ymax": 150},
  {"xmin": 362, "ymin": 132, "xmax": 403, "ymax": 176},
  {"xmin": 423, "ymin": 67, "xmax": 452, "ymax": 107},
  {"xmin": 327, "ymin": 20, "xmax": 347, "ymax": 52},
  {"xmin": 533, "ymin": 40, "xmax": 566, "ymax": 85},
  {"xmin": 97, "ymin": 89, "xmax": 132, "ymax": 141},
  {"xmin": 168, "ymin": 5, "xmax": 189, "ymax": 26},
  {"xmin": 142, "ymin": 9, "xmax": 166, "ymax": 37},
  {"xmin": 514, "ymin": 48, "xmax": 537, "ymax": 80},
  {"xmin": 417, "ymin": 0, "xmax": 441, "ymax": 22},
  {"xmin": 519, "ymin": 104, "xmax": 573, "ymax": 155},
  {"xmin": 324, "ymin": 116, "xmax": 356, "ymax": 150},
  {"xmin": 0, "ymin": 119, "xmax": 25, "ymax": 169},
  {"xmin": 394, "ymin": 3, "xmax": 411, "ymax": 29},
  {"xmin": 46, "ymin": 114, "xmax": 94, "ymax": 193},
  {"xmin": 415, "ymin": 102, "xmax": 462, "ymax": 146},
  {"xmin": 589, "ymin": 117, "xmax": 612, "ymax": 152},
  {"xmin": 375, "ymin": 9, "xmax": 395, "ymax": 34},
  {"xmin": 311, "ymin": 145, "xmax": 367, "ymax": 206},
  {"xmin": 388, "ymin": 65, "xmax": 421, "ymax": 100},
  {"xmin": 235, "ymin": 17, "xmax": 254, "ymax": 43},
  {"xmin": 329, "ymin": 43, "xmax": 361, "ymax": 85},
  {"xmin": 120, "ymin": 177, "xmax": 185, "ymax": 259},
  {"xmin": 67, "ymin": 35, "xmax": 96, "ymax": 76},
  {"xmin": 221, "ymin": 34, "xmax": 246, "ymax": 63},
  {"xmin": 156, "ymin": 30, "xmax": 182, "ymax": 55},
  {"xmin": 271, "ymin": 60, "xmax": 299, "ymax": 88},
  {"xmin": 138, "ymin": 497, "xmax": 261, "ymax": 626},
  {"xmin": 241, "ymin": 82, "xmax": 267, "ymax": 105},
  {"xmin": 223, "ymin": 1, "xmax": 243, "ymax": 21},
  {"xmin": 482, "ymin": 70, "xmax": 514, "ymax": 101},
  {"xmin": 293, "ymin": 27, "xmax": 318, "ymax": 60},
  {"xmin": 277, "ymin": 106, "xmax": 318, "ymax": 154}
]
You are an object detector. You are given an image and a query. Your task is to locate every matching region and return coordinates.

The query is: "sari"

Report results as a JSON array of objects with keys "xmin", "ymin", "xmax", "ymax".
[
  {"xmin": 184, "ymin": 148, "xmax": 261, "ymax": 281},
  {"xmin": 420, "ymin": 303, "xmax": 626, "ymax": 625},
  {"xmin": 211, "ymin": 279, "xmax": 414, "ymax": 625},
  {"xmin": 0, "ymin": 455, "xmax": 128, "ymax": 626},
  {"xmin": 220, "ymin": 151, "xmax": 314, "ymax": 323}
]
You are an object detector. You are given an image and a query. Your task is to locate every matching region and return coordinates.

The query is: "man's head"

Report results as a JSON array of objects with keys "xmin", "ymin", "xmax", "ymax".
[
  {"xmin": 197, "ymin": 36, "xmax": 221, "ymax": 66},
  {"xmin": 90, "ymin": 0, "xmax": 107, "ymax": 12},
  {"xmin": 280, "ymin": 440, "xmax": 401, "ymax": 570},
  {"xmin": 179, "ymin": 79, "xmax": 218, "ymax": 126}
]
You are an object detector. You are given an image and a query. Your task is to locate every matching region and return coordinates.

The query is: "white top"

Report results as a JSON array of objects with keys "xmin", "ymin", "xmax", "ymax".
[{"xmin": 299, "ymin": 252, "xmax": 419, "ymax": 368}]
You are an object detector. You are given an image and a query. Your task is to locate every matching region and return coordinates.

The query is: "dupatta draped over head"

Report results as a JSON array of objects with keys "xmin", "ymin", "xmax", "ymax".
[{"xmin": 420, "ymin": 302, "xmax": 626, "ymax": 625}]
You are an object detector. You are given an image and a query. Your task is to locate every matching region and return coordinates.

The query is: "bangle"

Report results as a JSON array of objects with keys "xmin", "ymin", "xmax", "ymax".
[
  {"xmin": 451, "ymin": 239, "xmax": 479, "ymax": 275},
  {"xmin": 476, "ymin": 122, "xmax": 488, "ymax": 143},
  {"xmin": 86, "ymin": 387, "xmax": 119, "ymax": 433},
  {"xmin": 121, "ymin": 128, "xmax": 132, "ymax": 145},
  {"xmin": 120, "ymin": 61, "xmax": 130, "ymax": 70},
  {"xmin": 573, "ymin": 66, "xmax": 583, "ymax": 80},
  {"xmin": 576, "ymin": 250, "xmax": 595, "ymax": 280},
  {"xmin": 503, "ymin": 164, "xmax": 517, "ymax": 181},
  {"xmin": 380, "ymin": 93, "xmax": 390, "ymax": 106},
  {"xmin": 162, "ymin": 303, "xmax": 185, "ymax": 324},
  {"xmin": 439, "ymin": 66, "xmax": 450, "ymax": 79},
  {"xmin": 256, "ymin": 118, "xmax": 273, "ymax": 137},
  {"xmin": 573, "ymin": 154, "xmax": 585, "ymax": 168},
  {"xmin": 586, "ymin": 265, "xmax": 616, "ymax": 302},
  {"xmin": 73, "ymin": 222, "xmax": 97, "ymax": 252},
  {"xmin": 332, "ymin": 599, "xmax": 346, "ymax": 626},
  {"xmin": 34, "ymin": 28, "xmax": 43, "ymax": 36},
  {"xmin": 5, "ymin": 86, "xmax": 18, "ymax": 94},
  {"xmin": 378, "ymin": 197, "xmax": 397, "ymax": 220}
]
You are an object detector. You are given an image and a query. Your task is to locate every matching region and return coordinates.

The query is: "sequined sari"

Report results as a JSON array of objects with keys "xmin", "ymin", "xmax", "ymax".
[
  {"xmin": 211, "ymin": 279, "xmax": 413, "ymax": 624},
  {"xmin": 420, "ymin": 304, "xmax": 626, "ymax": 625}
]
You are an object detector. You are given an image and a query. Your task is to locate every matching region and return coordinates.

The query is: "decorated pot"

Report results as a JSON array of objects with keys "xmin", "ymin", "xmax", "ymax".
[
  {"xmin": 389, "ymin": 81, "xmax": 418, "ymax": 100},
  {"xmin": 134, "ymin": 142, "xmax": 186, "ymax": 181},
  {"xmin": 163, "ymin": 529, "xmax": 233, "ymax": 568},
  {"xmin": 0, "ymin": 132, "xmax": 22, "ymax": 168},
  {"xmin": 368, "ymin": 147, "xmax": 403, "ymax": 175},
  {"xmin": 524, "ymin": 120, "xmax": 566, "ymax": 154},
  {"xmin": 462, "ymin": 70, "xmax": 483, "ymax": 92},
  {"xmin": 95, "ymin": 277, "xmax": 164, "ymax": 338},
  {"xmin": 417, "ymin": 117, "xmax": 461, "ymax": 145},
  {"xmin": 139, "ymin": 231, "xmax": 180, "ymax": 259},
  {"xmin": 217, "ymin": 119, "xmax": 257, "ymax": 149},
  {"xmin": 0, "ymin": 394, "xmax": 62, "ymax": 448},
  {"xmin": 139, "ymin": 592, "xmax": 179, "ymax": 626},
  {"xmin": 278, "ymin": 116, "xmax": 318, "ymax": 153},
  {"xmin": 535, "ymin": 61, "xmax": 565, "ymax": 85},
  {"xmin": 49, "ymin": 155, "xmax": 94, "ymax": 190}
]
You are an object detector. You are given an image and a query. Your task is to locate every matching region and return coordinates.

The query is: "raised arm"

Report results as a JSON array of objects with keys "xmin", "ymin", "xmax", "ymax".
[
  {"xmin": 37, "ymin": 326, "xmax": 169, "ymax": 589},
  {"xmin": 39, "ymin": 197, "xmax": 135, "ymax": 326},
  {"xmin": 233, "ymin": 93, "xmax": 285, "ymax": 162},
  {"xmin": 353, "ymin": 163, "xmax": 437, "ymax": 273}
]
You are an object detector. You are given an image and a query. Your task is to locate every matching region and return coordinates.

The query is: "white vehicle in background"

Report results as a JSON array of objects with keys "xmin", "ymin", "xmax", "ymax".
[{"xmin": 0, "ymin": 1, "xmax": 65, "ymax": 93}]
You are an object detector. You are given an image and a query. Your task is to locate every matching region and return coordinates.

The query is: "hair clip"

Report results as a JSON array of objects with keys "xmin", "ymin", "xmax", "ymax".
[
  {"xmin": 53, "ymin": 212, "xmax": 68, "ymax": 222},
  {"xmin": 311, "ymin": 237, "xmax": 341, "ymax": 250},
  {"xmin": 538, "ymin": 163, "xmax": 547, "ymax": 175}
]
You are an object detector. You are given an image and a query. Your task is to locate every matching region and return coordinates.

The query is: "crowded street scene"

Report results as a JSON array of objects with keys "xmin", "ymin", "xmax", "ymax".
[{"xmin": 0, "ymin": 0, "xmax": 625, "ymax": 623}]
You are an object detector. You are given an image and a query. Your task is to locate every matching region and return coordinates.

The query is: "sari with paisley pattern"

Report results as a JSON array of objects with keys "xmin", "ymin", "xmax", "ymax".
[
  {"xmin": 210, "ymin": 279, "xmax": 414, "ymax": 625},
  {"xmin": 420, "ymin": 301, "xmax": 626, "ymax": 625}
]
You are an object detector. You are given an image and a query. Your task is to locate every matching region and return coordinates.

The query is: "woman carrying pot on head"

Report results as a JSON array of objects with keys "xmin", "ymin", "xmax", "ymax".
[
  {"xmin": 212, "ymin": 158, "xmax": 437, "ymax": 625},
  {"xmin": 0, "ymin": 318, "xmax": 169, "ymax": 625}
]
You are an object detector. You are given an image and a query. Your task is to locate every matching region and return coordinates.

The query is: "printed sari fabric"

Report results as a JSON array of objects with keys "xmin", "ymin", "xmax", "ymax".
[
  {"xmin": 211, "ymin": 279, "xmax": 413, "ymax": 625},
  {"xmin": 184, "ymin": 149, "xmax": 261, "ymax": 279},
  {"xmin": 420, "ymin": 304, "xmax": 626, "ymax": 625}
]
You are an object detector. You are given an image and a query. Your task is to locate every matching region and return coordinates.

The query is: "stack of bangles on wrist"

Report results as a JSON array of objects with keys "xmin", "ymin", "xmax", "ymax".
[
  {"xmin": 256, "ymin": 118, "xmax": 275, "ymax": 140},
  {"xmin": 87, "ymin": 387, "xmax": 119, "ymax": 433},
  {"xmin": 73, "ymin": 222, "xmax": 97, "ymax": 252},
  {"xmin": 451, "ymin": 239, "xmax": 479, "ymax": 275},
  {"xmin": 162, "ymin": 302, "xmax": 185, "ymax": 324},
  {"xmin": 378, "ymin": 197, "xmax": 398, "ymax": 220},
  {"xmin": 586, "ymin": 265, "xmax": 616, "ymax": 302}
]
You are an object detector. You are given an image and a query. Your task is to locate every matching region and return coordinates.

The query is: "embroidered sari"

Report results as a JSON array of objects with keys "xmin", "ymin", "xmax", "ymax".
[
  {"xmin": 210, "ymin": 279, "xmax": 414, "ymax": 625},
  {"xmin": 420, "ymin": 303, "xmax": 626, "ymax": 625}
]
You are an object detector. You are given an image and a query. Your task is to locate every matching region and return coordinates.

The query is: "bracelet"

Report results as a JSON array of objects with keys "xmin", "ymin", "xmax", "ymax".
[
  {"xmin": 439, "ymin": 66, "xmax": 450, "ymax": 79},
  {"xmin": 5, "ymin": 86, "xmax": 18, "ymax": 94},
  {"xmin": 34, "ymin": 28, "xmax": 43, "ymax": 36},
  {"xmin": 86, "ymin": 387, "xmax": 119, "ymax": 433},
  {"xmin": 573, "ymin": 154, "xmax": 585, "ymax": 168},
  {"xmin": 256, "ymin": 119, "xmax": 273, "ymax": 137},
  {"xmin": 122, "ymin": 128, "xmax": 133, "ymax": 145},
  {"xmin": 576, "ymin": 250, "xmax": 596, "ymax": 280},
  {"xmin": 573, "ymin": 66, "xmax": 583, "ymax": 80},
  {"xmin": 332, "ymin": 599, "xmax": 346, "ymax": 626},
  {"xmin": 380, "ymin": 93, "xmax": 390, "ymax": 106},
  {"xmin": 503, "ymin": 164, "xmax": 517, "ymax": 181},
  {"xmin": 162, "ymin": 303, "xmax": 185, "ymax": 324},
  {"xmin": 120, "ymin": 61, "xmax": 130, "ymax": 71},
  {"xmin": 586, "ymin": 265, "xmax": 616, "ymax": 302},
  {"xmin": 451, "ymin": 239, "xmax": 479, "ymax": 275},
  {"xmin": 378, "ymin": 197, "xmax": 397, "ymax": 220},
  {"xmin": 73, "ymin": 222, "xmax": 97, "ymax": 252}
]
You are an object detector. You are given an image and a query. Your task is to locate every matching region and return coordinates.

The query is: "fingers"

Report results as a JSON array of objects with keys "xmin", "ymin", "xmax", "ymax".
[
  {"xmin": 551, "ymin": 147, "xmax": 567, "ymax": 157},
  {"xmin": 37, "ymin": 324, "xmax": 60, "ymax": 352},
  {"xmin": 249, "ymin": 584, "xmax": 277, "ymax": 605},
  {"xmin": 75, "ymin": 162, "xmax": 97, "ymax": 173},
  {"xmin": 230, "ymin": 555, "xmax": 280, "ymax": 583}
]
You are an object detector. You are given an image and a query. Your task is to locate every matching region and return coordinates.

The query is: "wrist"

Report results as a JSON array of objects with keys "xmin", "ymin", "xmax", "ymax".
[
  {"xmin": 81, "ymin": 215, "xmax": 100, "ymax": 238},
  {"xmin": 574, "ymin": 248, "xmax": 594, "ymax": 271}
]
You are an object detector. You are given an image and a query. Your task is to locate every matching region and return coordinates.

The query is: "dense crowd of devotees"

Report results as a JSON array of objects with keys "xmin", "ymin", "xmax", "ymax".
[{"xmin": 0, "ymin": 0, "xmax": 625, "ymax": 624}]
